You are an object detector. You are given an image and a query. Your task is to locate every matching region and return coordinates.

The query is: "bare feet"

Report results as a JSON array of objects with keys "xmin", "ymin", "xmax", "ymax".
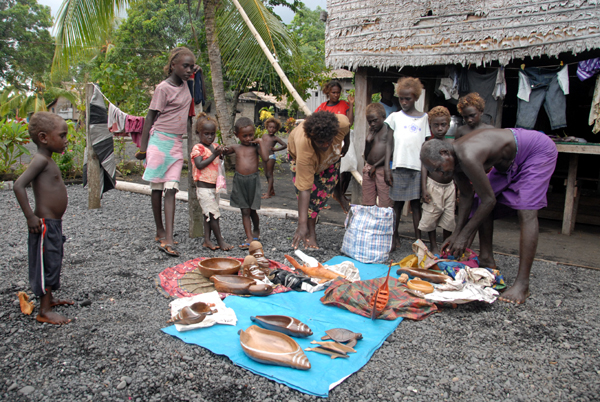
[
  {"xmin": 50, "ymin": 297, "xmax": 74, "ymax": 307},
  {"xmin": 498, "ymin": 282, "xmax": 531, "ymax": 304},
  {"xmin": 478, "ymin": 256, "xmax": 497, "ymax": 269},
  {"xmin": 36, "ymin": 311, "xmax": 71, "ymax": 325},
  {"xmin": 217, "ymin": 240, "xmax": 234, "ymax": 251},
  {"xmin": 261, "ymin": 193, "xmax": 272, "ymax": 199},
  {"xmin": 203, "ymin": 239, "xmax": 220, "ymax": 251},
  {"xmin": 304, "ymin": 235, "xmax": 319, "ymax": 249},
  {"xmin": 390, "ymin": 236, "xmax": 402, "ymax": 252}
]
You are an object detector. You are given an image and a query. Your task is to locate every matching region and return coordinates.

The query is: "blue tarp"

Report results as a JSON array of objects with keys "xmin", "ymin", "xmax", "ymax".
[{"xmin": 162, "ymin": 256, "xmax": 403, "ymax": 397}]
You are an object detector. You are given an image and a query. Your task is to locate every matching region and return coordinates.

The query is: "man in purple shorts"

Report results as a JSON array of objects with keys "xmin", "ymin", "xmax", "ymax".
[{"xmin": 420, "ymin": 128, "xmax": 558, "ymax": 304}]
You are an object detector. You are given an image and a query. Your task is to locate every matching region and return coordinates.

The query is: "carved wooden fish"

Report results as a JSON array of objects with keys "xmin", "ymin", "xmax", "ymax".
[
  {"xmin": 310, "ymin": 340, "xmax": 356, "ymax": 354},
  {"xmin": 284, "ymin": 255, "xmax": 344, "ymax": 281},
  {"xmin": 304, "ymin": 347, "xmax": 349, "ymax": 359}
]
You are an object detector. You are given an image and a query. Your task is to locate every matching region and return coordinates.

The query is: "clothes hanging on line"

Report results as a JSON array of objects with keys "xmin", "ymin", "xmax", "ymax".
[
  {"xmin": 516, "ymin": 66, "xmax": 569, "ymax": 130},
  {"xmin": 436, "ymin": 67, "xmax": 459, "ymax": 101},
  {"xmin": 577, "ymin": 58, "xmax": 600, "ymax": 81},
  {"xmin": 463, "ymin": 70, "xmax": 503, "ymax": 125},
  {"xmin": 125, "ymin": 115, "xmax": 145, "ymax": 147},
  {"xmin": 108, "ymin": 103, "xmax": 127, "ymax": 133},
  {"xmin": 590, "ymin": 75, "xmax": 600, "ymax": 134}
]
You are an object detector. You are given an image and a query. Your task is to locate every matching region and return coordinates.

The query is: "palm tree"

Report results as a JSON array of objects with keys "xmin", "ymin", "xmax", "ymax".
[{"xmin": 52, "ymin": 0, "xmax": 304, "ymax": 144}]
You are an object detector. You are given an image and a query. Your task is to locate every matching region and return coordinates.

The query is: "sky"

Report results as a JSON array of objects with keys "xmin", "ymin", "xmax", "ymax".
[{"xmin": 38, "ymin": 0, "xmax": 327, "ymax": 25}]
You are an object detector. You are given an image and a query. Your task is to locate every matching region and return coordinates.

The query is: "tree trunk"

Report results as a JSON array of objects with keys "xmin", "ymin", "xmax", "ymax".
[
  {"xmin": 204, "ymin": 0, "xmax": 236, "ymax": 146},
  {"xmin": 187, "ymin": 107, "xmax": 204, "ymax": 238}
]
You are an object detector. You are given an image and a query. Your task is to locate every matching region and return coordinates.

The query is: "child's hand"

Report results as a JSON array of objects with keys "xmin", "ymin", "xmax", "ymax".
[
  {"xmin": 347, "ymin": 94, "xmax": 355, "ymax": 104},
  {"xmin": 384, "ymin": 168, "xmax": 393, "ymax": 186},
  {"xmin": 135, "ymin": 150, "xmax": 147, "ymax": 160},
  {"xmin": 213, "ymin": 145, "xmax": 223, "ymax": 156},
  {"xmin": 421, "ymin": 191, "xmax": 432, "ymax": 204},
  {"xmin": 27, "ymin": 216, "xmax": 42, "ymax": 233},
  {"xmin": 369, "ymin": 167, "xmax": 377, "ymax": 178}
]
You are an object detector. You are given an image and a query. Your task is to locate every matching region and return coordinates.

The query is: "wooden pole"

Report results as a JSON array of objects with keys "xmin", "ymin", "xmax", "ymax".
[
  {"xmin": 350, "ymin": 67, "xmax": 370, "ymax": 204},
  {"xmin": 230, "ymin": 0, "xmax": 312, "ymax": 116},
  {"xmin": 86, "ymin": 83, "xmax": 102, "ymax": 209},
  {"xmin": 187, "ymin": 107, "xmax": 204, "ymax": 238}
]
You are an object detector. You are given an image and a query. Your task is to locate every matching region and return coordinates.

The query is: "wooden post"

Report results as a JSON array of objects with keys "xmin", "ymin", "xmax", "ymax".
[
  {"xmin": 562, "ymin": 154, "xmax": 578, "ymax": 235},
  {"xmin": 187, "ymin": 107, "xmax": 204, "ymax": 238},
  {"xmin": 86, "ymin": 83, "xmax": 102, "ymax": 209},
  {"xmin": 350, "ymin": 67, "xmax": 370, "ymax": 205}
]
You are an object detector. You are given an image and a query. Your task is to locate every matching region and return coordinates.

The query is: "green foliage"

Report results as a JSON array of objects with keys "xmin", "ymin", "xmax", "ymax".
[
  {"xmin": 0, "ymin": 118, "xmax": 31, "ymax": 173},
  {"xmin": 0, "ymin": 0, "xmax": 54, "ymax": 90},
  {"xmin": 52, "ymin": 120, "xmax": 85, "ymax": 179}
]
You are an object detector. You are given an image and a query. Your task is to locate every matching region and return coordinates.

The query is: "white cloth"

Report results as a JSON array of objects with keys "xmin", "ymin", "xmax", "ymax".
[
  {"xmin": 589, "ymin": 75, "xmax": 600, "ymax": 133},
  {"xmin": 517, "ymin": 66, "xmax": 569, "ymax": 102},
  {"xmin": 493, "ymin": 67, "xmax": 507, "ymax": 100},
  {"xmin": 169, "ymin": 291, "xmax": 237, "ymax": 332},
  {"xmin": 300, "ymin": 261, "xmax": 360, "ymax": 293},
  {"xmin": 107, "ymin": 103, "xmax": 126, "ymax": 133},
  {"xmin": 426, "ymin": 268, "xmax": 498, "ymax": 304},
  {"xmin": 385, "ymin": 111, "xmax": 430, "ymax": 171}
]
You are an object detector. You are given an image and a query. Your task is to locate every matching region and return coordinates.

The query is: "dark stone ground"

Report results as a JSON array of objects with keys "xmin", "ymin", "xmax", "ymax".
[{"xmin": 1, "ymin": 185, "xmax": 600, "ymax": 401}]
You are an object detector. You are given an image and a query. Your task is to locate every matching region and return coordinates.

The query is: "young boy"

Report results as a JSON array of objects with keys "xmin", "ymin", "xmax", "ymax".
[
  {"xmin": 418, "ymin": 106, "xmax": 455, "ymax": 254},
  {"xmin": 223, "ymin": 117, "xmax": 268, "ymax": 249},
  {"xmin": 362, "ymin": 103, "xmax": 393, "ymax": 208},
  {"xmin": 13, "ymin": 112, "xmax": 74, "ymax": 325},
  {"xmin": 260, "ymin": 117, "xmax": 287, "ymax": 199}
]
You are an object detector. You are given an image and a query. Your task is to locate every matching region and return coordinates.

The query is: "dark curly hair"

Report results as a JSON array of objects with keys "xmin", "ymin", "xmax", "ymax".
[
  {"xmin": 457, "ymin": 92, "xmax": 485, "ymax": 114},
  {"xmin": 164, "ymin": 47, "xmax": 195, "ymax": 77},
  {"xmin": 195, "ymin": 112, "xmax": 218, "ymax": 134},
  {"xmin": 303, "ymin": 111, "xmax": 339, "ymax": 141},
  {"xmin": 396, "ymin": 77, "xmax": 423, "ymax": 99},
  {"xmin": 427, "ymin": 106, "xmax": 451, "ymax": 123},
  {"xmin": 28, "ymin": 112, "xmax": 64, "ymax": 146},
  {"xmin": 322, "ymin": 80, "xmax": 342, "ymax": 96},
  {"xmin": 234, "ymin": 117, "xmax": 254, "ymax": 136},
  {"xmin": 366, "ymin": 103, "xmax": 386, "ymax": 118},
  {"xmin": 264, "ymin": 117, "xmax": 282, "ymax": 131}
]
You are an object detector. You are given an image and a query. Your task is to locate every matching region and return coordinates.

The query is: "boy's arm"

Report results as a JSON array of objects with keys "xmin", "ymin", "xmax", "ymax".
[
  {"xmin": 13, "ymin": 156, "xmax": 48, "ymax": 233},
  {"xmin": 384, "ymin": 125, "xmax": 394, "ymax": 186},
  {"xmin": 136, "ymin": 110, "xmax": 159, "ymax": 160},
  {"xmin": 420, "ymin": 165, "xmax": 431, "ymax": 203},
  {"xmin": 272, "ymin": 137, "xmax": 287, "ymax": 152}
]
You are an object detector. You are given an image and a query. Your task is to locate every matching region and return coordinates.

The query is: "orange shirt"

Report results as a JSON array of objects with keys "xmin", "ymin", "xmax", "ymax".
[{"xmin": 191, "ymin": 143, "xmax": 219, "ymax": 184}]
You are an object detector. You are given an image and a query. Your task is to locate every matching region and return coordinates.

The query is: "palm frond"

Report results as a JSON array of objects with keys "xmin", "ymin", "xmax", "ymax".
[
  {"xmin": 217, "ymin": 0, "xmax": 298, "ymax": 92},
  {"xmin": 52, "ymin": 0, "xmax": 129, "ymax": 74}
]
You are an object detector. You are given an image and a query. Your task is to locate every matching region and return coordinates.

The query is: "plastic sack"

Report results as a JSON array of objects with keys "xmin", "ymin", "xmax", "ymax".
[
  {"xmin": 341, "ymin": 204, "xmax": 394, "ymax": 263},
  {"xmin": 339, "ymin": 129, "xmax": 357, "ymax": 173},
  {"xmin": 216, "ymin": 158, "xmax": 227, "ymax": 195}
]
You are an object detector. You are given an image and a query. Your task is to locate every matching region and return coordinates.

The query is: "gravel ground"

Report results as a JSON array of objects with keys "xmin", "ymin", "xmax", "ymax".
[{"xmin": 1, "ymin": 185, "xmax": 599, "ymax": 401}]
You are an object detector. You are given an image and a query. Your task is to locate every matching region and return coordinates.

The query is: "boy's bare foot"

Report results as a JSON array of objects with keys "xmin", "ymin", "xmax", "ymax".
[
  {"xmin": 478, "ymin": 256, "xmax": 497, "ymax": 269},
  {"xmin": 498, "ymin": 282, "xmax": 530, "ymax": 304},
  {"xmin": 50, "ymin": 297, "xmax": 74, "ymax": 307},
  {"xmin": 36, "ymin": 311, "xmax": 71, "ymax": 325},
  {"xmin": 217, "ymin": 240, "xmax": 234, "ymax": 251},
  {"xmin": 261, "ymin": 193, "xmax": 272, "ymax": 199},
  {"xmin": 332, "ymin": 190, "xmax": 350, "ymax": 214},
  {"xmin": 203, "ymin": 239, "xmax": 220, "ymax": 250}
]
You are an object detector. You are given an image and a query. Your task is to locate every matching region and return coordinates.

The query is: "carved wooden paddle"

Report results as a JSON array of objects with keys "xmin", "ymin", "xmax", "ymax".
[{"xmin": 369, "ymin": 261, "xmax": 393, "ymax": 320}]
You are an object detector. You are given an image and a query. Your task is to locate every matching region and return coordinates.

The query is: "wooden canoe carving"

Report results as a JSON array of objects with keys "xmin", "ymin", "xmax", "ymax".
[
  {"xmin": 239, "ymin": 325, "xmax": 311, "ymax": 370},
  {"xmin": 250, "ymin": 315, "xmax": 313, "ymax": 337}
]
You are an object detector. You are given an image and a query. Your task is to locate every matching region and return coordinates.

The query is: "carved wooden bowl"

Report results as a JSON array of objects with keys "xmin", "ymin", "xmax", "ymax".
[
  {"xmin": 407, "ymin": 278, "xmax": 434, "ymax": 294},
  {"xmin": 199, "ymin": 258, "xmax": 242, "ymax": 278},
  {"xmin": 239, "ymin": 325, "xmax": 311, "ymax": 370}
]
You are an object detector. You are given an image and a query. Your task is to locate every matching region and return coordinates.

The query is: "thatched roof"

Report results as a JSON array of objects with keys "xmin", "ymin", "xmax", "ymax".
[
  {"xmin": 239, "ymin": 91, "xmax": 288, "ymax": 110},
  {"xmin": 325, "ymin": 0, "xmax": 600, "ymax": 69}
]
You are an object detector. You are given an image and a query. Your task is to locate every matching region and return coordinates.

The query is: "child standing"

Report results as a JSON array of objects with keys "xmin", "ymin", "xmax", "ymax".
[
  {"xmin": 136, "ymin": 47, "xmax": 196, "ymax": 257},
  {"xmin": 384, "ymin": 77, "xmax": 431, "ymax": 251},
  {"xmin": 13, "ymin": 112, "xmax": 74, "ymax": 325},
  {"xmin": 418, "ymin": 106, "xmax": 455, "ymax": 254},
  {"xmin": 223, "ymin": 117, "xmax": 268, "ymax": 249},
  {"xmin": 260, "ymin": 117, "xmax": 287, "ymax": 199},
  {"xmin": 191, "ymin": 113, "xmax": 233, "ymax": 251},
  {"xmin": 455, "ymin": 92, "xmax": 493, "ymax": 140},
  {"xmin": 362, "ymin": 103, "xmax": 393, "ymax": 208}
]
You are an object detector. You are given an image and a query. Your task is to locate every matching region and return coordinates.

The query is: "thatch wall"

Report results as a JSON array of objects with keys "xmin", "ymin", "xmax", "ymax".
[{"xmin": 325, "ymin": 0, "xmax": 600, "ymax": 69}]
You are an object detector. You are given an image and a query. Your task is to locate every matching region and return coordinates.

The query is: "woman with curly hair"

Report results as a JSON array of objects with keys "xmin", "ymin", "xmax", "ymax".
[
  {"xmin": 288, "ymin": 111, "xmax": 351, "ymax": 249},
  {"xmin": 455, "ymin": 92, "xmax": 494, "ymax": 140},
  {"xmin": 315, "ymin": 80, "xmax": 354, "ymax": 125}
]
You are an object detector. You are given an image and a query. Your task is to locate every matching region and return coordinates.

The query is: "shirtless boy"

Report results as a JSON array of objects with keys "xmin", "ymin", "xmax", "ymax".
[
  {"xmin": 260, "ymin": 117, "xmax": 287, "ymax": 199},
  {"xmin": 420, "ymin": 128, "xmax": 558, "ymax": 304},
  {"xmin": 223, "ymin": 117, "xmax": 269, "ymax": 249},
  {"xmin": 362, "ymin": 103, "xmax": 393, "ymax": 208},
  {"xmin": 13, "ymin": 112, "xmax": 74, "ymax": 324},
  {"xmin": 418, "ymin": 106, "xmax": 455, "ymax": 254}
]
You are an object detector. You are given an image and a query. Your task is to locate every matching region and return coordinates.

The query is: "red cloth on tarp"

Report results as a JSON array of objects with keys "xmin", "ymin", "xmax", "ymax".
[
  {"xmin": 156, "ymin": 257, "xmax": 293, "ymax": 299},
  {"xmin": 320, "ymin": 277, "xmax": 439, "ymax": 321}
]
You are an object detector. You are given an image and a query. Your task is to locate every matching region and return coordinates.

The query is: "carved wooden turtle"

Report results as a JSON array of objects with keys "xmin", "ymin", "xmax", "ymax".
[{"xmin": 320, "ymin": 328, "xmax": 363, "ymax": 347}]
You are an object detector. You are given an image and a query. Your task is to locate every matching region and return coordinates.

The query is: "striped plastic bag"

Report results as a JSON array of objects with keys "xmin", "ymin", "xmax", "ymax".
[{"xmin": 341, "ymin": 204, "xmax": 394, "ymax": 263}]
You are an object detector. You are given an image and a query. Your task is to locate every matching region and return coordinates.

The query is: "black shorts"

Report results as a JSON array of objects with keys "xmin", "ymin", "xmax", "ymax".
[{"xmin": 28, "ymin": 219, "xmax": 65, "ymax": 297}]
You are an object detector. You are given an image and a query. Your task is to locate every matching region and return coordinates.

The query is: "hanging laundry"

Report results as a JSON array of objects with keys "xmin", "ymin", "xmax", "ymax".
[
  {"xmin": 590, "ymin": 75, "xmax": 600, "ymax": 134},
  {"xmin": 83, "ymin": 86, "xmax": 116, "ymax": 194},
  {"xmin": 493, "ymin": 67, "xmax": 507, "ymax": 100},
  {"xmin": 516, "ymin": 66, "xmax": 569, "ymax": 130},
  {"xmin": 108, "ymin": 103, "xmax": 127, "ymax": 133},
  {"xmin": 436, "ymin": 67, "xmax": 459, "ymax": 101},
  {"xmin": 465, "ymin": 70, "xmax": 500, "ymax": 125},
  {"xmin": 577, "ymin": 58, "xmax": 600, "ymax": 81},
  {"xmin": 125, "ymin": 115, "xmax": 145, "ymax": 147}
]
